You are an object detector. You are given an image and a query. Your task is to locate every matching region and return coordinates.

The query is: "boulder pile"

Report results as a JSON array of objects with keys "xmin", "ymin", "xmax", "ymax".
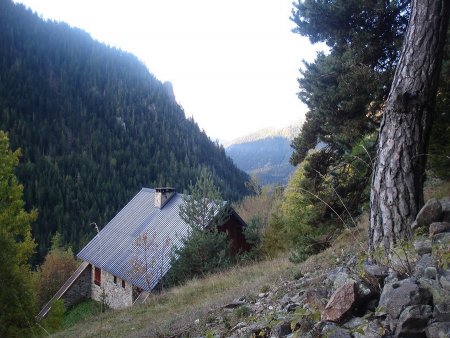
[{"xmin": 196, "ymin": 197, "xmax": 449, "ymax": 337}]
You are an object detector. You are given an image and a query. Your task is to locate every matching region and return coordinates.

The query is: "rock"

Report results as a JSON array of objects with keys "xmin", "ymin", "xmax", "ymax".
[
  {"xmin": 364, "ymin": 263, "xmax": 389, "ymax": 280},
  {"xmin": 425, "ymin": 321, "xmax": 450, "ymax": 338},
  {"xmin": 419, "ymin": 276, "xmax": 450, "ymax": 322},
  {"xmin": 342, "ymin": 317, "xmax": 365, "ymax": 330},
  {"xmin": 394, "ymin": 305, "xmax": 433, "ymax": 338},
  {"xmin": 434, "ymin": 302, "xmax": 450, "ymax": 322},
  {"xmin": 333, "ymin": 271, "xmax": 355, "ymax": 291},
  {"xmin": 377, "ymin": 278, "xmax": 427, "ymax": 319},
  {"xmin": 415, "ymin": 198, "xmax": 442, "ymax": 228},
  {"xmin": 322, "ymin": 282, "xmax": 356, "ymax": 322},
  {"xmin": 432, "ymin": 231, "xmax": 450, "ymax": 246},
  {"xmin": 352, "ymin": 319, "xmax": 387, "ymax": 338},
  {"xmin": 270, "ymin": 321, "xmax": 292, "ymax": 337},
  {"xmin": 321, "ymin": 323, "xmax": 352, "ymax": 338},
  {"xmin": 440, "ymin": 197, "xmax": 450, "ymax": 222},
  {"xmin": 230, "ymin": 321, "xmax": 247, "ymax": 332},
  {"xmin": 440, "ymin": 275, "xmax": 450, "ymax": 291},
  {"xmin": 305, "ymin": 289, "xmax": 328, "ymax": 312},
  {"xmin": 285, "ymin": 302, "xmax": 301, "ymax": 312},
  {"xmin": 224, "ymin": 298, "xmax": 246, "ymax": 308},
  {"xmin": 424, "ymin": 267, "xmax": 437, "ymax": 280},
  {"xmin": 414, "ymin": 238, "xmax": 432, "ymax": 255},
  {"xmin": 430, "ymin": 222, "xmax": 450, "ymax": 236},
  {"xmin": 414, "ymin": 254, "xmax": 434, "ymax": 278}
]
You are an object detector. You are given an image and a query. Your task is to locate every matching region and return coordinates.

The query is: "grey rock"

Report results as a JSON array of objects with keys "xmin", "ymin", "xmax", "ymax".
[
  {"xmin": 280, "ymin": 294, "xmax": 290, "ymax": 305},
  {"xmin": 231, "ymin": 321, "xmax": 247, "ymax": 332},
  {"xmin": 440, "ymin": 197, "xmax": 450, "ymax": 222},
  {"xmin": 425, "ymin": 321, "xmax": 450, "ymax": 338},
  {"xmin": 419, "ymin": 277, "xmax": 450, "ymax": 319},
  {"xmin": 333, "ymin": 272, "xmax": 356, "ymax": 291},
  {"xmin": 414, "ymin": 254, "xmax": 434, "ymax": 278},
  {"xmin": 285, "ymin": 302, "xmax": 301, "ymax": 312},
  {"xmin": 440, "ymin": 275, "xmax": 450, "ymax": 291},
  {"xmin": 434, "ymin": 302, "xmax": 450, "ymax": 322},
  {"xmin": 321, "ymin": 323, "xmax": 352, "ymax": 338},
  {"xmin": 432, "ymin": 231, "xmax": 450, "ymax": 245},
  {"xmin": 342, "ymin": 317, "xmax": 365, "ymax": 329},
  {"xmin": 416, "ymin": 198, "xmax": 442, "ymax": 228},
  {"xmin": 224, "ymin": 298, "xmax": 246, "ymax": 308},
  {"xmin": 352, "ymin": 319, "xmax": 388, "ymax": 338},
  {"xmin": 364, "ymin": 263, "xmax": 389, "ymax": 280},
  {"xmin": 414, "ymin": 238, "xmax": 432, "ymax": 255},
  {"xmin": 430, "ymin": 222, "xmax": 450, "ymax": 236},
  {"xmin": 395, "ymin": 305, "xmax": 433, "ymax": 338},
  {"xmin": 377, "ymin": 278, "xmax": 426, "ymax": 319},
  {"xmin": 424, "ymin": 267, "xmax": 437, "ymax": 280},
  {"xmin": 270, "ymin": 321, "xmax": 292, "ymax": 337}
]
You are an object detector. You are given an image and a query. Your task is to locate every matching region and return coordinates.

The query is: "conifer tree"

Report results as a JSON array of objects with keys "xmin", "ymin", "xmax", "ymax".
[
  {"xmin": 166, "ymin": 168, "xmax": 232, "ymax": 285},
  {"xmin": 0, "ymin": 130, "xmax": 37, "ymax": 336}
]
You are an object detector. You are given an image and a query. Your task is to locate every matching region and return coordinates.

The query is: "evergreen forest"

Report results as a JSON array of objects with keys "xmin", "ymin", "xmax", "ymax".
[{"xmin": 0, "ymin": 0, "xmax": 249, "ymax": 262}]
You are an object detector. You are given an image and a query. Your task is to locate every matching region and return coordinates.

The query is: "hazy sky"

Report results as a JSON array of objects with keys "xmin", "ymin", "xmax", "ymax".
[{"xmin": 14, "ymin": 0, "xmax": 324, "ymax": 141}]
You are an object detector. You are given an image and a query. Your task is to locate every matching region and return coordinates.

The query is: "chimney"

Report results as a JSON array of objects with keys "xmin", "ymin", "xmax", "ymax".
[{"xmin": 155, "ymin": 187, "xmax": 176, "ymax": 209}]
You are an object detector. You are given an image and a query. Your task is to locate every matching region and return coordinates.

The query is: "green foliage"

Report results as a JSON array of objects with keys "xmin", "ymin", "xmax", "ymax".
[
  {"xmin": 0, "ymin": 0, "xmax": 249, "ymax": 263},
  {"xmin": 41, "ymin": 299, "xmax": 66, "ymax": 333},
  {"xmin": 166, "ymin": 169, "xmax": 234, "ymax": 286},
  {"xmin": 260, "ymin": 206, "xmax": 289, "ymax": 258},
  {"xmin": 179, "ymin": 167, "xmax": 229, "ymax": 231},
  {"xmin": 166, "ymin": 227, "xmax": 232, "ymax": 286},
  {"xmin": 0, "ymin": 130, "xmax": 38, "ymax": 336},
  {"xmin": 234, "ymin": 305, "xmax": 251, "ymax": 318},
  {"xmin": 284, "ymin": 134, "xmax": 374, "ymax": 262},
  {"xmin": 239, "ymin": 216, "xmax": 264, "ymax": 261}
]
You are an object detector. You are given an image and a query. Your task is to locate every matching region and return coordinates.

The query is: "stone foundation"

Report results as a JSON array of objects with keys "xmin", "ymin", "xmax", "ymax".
[{"xmin": 91, "ymin": 267, "xmax": 133, "ymax": 309}]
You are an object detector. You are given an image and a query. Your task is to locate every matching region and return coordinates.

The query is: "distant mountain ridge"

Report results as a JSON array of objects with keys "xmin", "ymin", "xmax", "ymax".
[
  {"xmin": 226, "ymin": 122, "xmax": 303, "ymax": 147},
  {"xmin": 226, "ymin": 122, "xmax": 303, "ymax": 186}
]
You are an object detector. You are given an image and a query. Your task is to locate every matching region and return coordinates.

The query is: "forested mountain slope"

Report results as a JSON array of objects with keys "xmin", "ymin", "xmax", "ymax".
[{"xmin": 0, "ymin": 0, "xmax": 249, "ymax": 260}]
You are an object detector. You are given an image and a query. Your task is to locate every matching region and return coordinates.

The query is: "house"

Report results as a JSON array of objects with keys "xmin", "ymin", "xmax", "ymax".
[{"xmin": 37, "ymin": 187, "xmax": 249, "ymax": 319}]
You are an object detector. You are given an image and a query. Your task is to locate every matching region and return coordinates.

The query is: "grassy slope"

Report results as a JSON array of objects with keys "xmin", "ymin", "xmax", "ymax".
[{"xmin": 54, "ymin": 218, "xmax": 369, "ymax": 337}]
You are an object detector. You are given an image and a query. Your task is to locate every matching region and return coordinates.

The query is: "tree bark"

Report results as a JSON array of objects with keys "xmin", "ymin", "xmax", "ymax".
[{"xmin": 369, "ymin": 0, "xmax": 449, "ymax": 252}]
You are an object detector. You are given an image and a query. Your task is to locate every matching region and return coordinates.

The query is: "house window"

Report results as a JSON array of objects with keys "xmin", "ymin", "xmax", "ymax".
[
  {"xmin": 122, "ymin": 280, "xmax": 125, "ymax": 289},
  {"xmin": 113, "ymin": 276, "xmax": 117, "ymax": 284},
  {"xmin": 94, "ymin": 267, "xmax": 101, "ymax": 286}
]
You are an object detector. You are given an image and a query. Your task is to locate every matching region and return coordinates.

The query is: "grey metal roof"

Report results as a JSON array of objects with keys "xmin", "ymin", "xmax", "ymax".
[{"xmin": 77, "ymin": 188, "xmax": 193, "ymax": 291}]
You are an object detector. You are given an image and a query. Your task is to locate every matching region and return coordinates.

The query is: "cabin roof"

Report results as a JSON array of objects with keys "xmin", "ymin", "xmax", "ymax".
[{"xmin": 77, "ymin": 188, "xmax": 240, "ymax": 291}]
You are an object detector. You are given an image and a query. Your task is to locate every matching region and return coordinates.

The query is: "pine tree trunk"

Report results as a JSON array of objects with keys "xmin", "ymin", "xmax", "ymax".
[{"xmin": 369, "ymin": 0, "xmax": 449, "ymax": 252}]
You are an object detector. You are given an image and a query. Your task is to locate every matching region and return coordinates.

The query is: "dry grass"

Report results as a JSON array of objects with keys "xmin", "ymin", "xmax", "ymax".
[
  {"xmin": 54, "ymin": 257, "xmax": 294, "ymax": 338},
  {"xmin": 53, "ymin": 214, "xmax": 370, "ymax": 338},
  {"xmin": 424, "ymin": 178, "xmax": 450, "ymax": 200},
  {"xmin": 299, "ymin": 213, "xmax": 369, "ymax": 274}
]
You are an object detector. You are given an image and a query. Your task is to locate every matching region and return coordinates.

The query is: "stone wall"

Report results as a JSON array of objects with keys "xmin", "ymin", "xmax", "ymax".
[
  {"xmin": 91, "ymin": 266, "xmax": 133, "ymax": 309},
  {"xmin": 61, "ymin": 263, "xmax": 92, "ymax": 308}
]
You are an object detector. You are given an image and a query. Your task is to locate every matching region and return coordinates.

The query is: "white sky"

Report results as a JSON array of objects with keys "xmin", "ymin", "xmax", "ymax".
[{"xmin": 14, "ymin": 0, "xmax": 324, "ymax": 142}]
